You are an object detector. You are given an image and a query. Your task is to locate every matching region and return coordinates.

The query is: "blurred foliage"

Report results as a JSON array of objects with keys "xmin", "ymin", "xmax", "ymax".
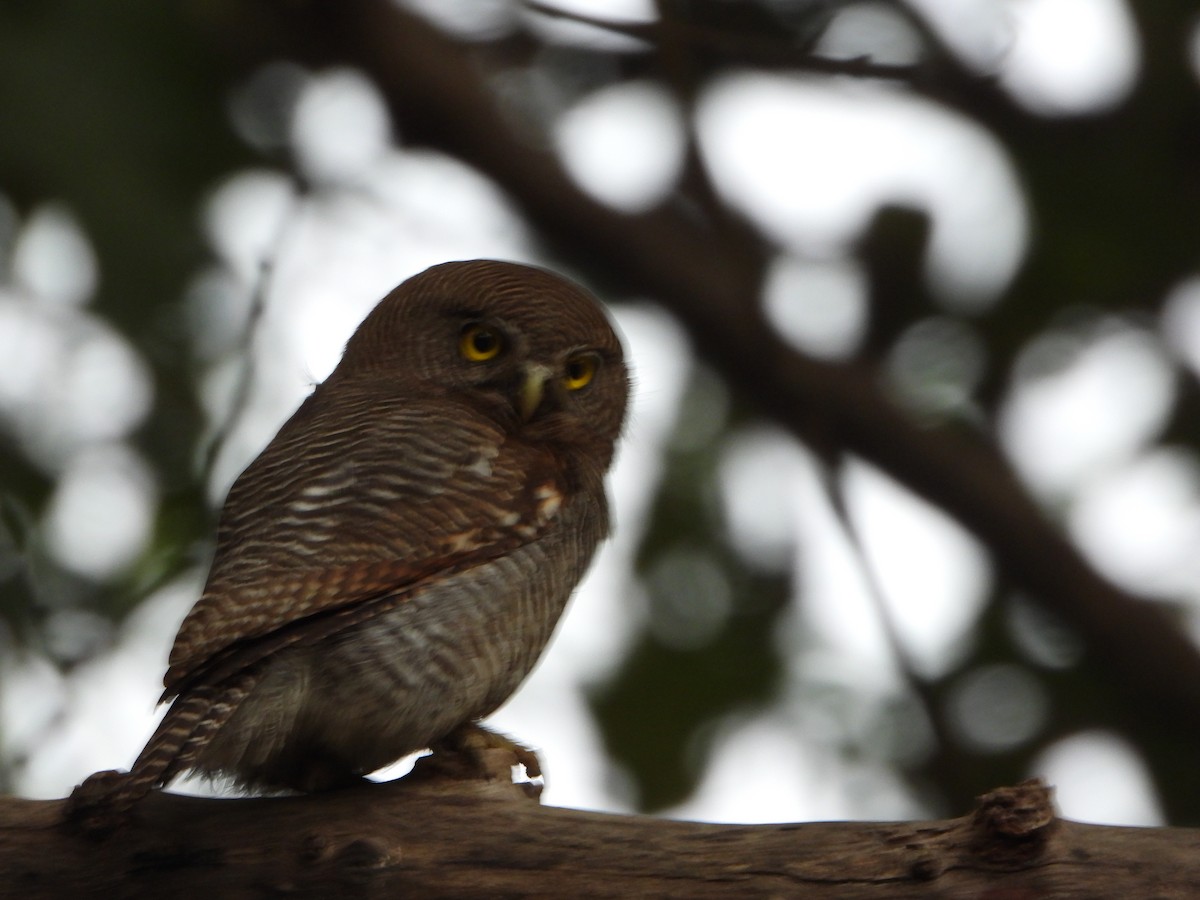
[
  {"xmin": 591, "ymin": 383, "xmax": 789, "ymax": 810},
  {"xmin": 3, "ymin": 0, "xmax": 1200, "ymax": 825},
  {"xmin": 0, "ymin": 0, "xmax": 250, "ymax": 629}
]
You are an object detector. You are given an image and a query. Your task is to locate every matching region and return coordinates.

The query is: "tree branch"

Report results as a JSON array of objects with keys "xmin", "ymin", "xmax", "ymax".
[
  {"xmin": 4, "ymin": 775, "xmax": 1197, "ymax": 897},
  {"xmin": 522, "ymin": 0, "xmax": 920, "ymax": 79}
]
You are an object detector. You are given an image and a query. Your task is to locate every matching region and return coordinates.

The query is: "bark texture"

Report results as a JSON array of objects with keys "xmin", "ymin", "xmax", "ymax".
[{"xmin": 3, "ymin": 775, "xmax": 1196, "ymax": 898}]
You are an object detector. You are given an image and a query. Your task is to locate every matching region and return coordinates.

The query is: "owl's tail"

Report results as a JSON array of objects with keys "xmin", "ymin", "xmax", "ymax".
[{"xmin": 61, "ymin": 673, "xmax": 254, "ymax": 836}]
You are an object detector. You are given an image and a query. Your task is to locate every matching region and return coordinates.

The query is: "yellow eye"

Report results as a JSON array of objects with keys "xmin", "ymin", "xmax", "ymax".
[
  {"xmin": 459, "ymin": 324, "xmax": 503, "ymax": 362},
  {"xmin": 563, "ymin": 354, "xmax": 597, "ymax": 391}
]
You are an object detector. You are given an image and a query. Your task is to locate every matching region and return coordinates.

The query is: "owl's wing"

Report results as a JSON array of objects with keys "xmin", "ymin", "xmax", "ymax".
[{"xmin": 163, "ymin": 385, "xmax": 568, "ymax": 698}]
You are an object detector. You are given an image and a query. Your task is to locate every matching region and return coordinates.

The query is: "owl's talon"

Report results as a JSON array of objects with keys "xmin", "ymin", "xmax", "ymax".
[
  {"xmin": 420, "ymin": 723, "xmax": 544, "ymax": 788},
  {"xmin": 511, "ymin": 744, "xmax": 542, "ymax": 780},
  {"xmin": 62, "ymin": 770, "xmax": 135, "ymax": 837}
]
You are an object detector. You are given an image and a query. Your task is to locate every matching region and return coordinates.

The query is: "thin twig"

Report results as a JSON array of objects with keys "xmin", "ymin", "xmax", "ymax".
[
  {"xmin": 200, "ymin": 188, "xmax": 305, "ymax": 483},
  {"xmin": 818, "ymin": 456, "xmax": 968, "ymax": 798},
  {"xmin": 523, "ymin": 0, "xmax": 920, "ymax": 80}
]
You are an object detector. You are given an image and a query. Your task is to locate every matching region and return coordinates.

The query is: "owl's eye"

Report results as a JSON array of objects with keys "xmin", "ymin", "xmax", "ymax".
[
  {"xmin": 563, "ymin": 354, "xmax": 598, "ymax": 391},
  {"xmin": 459, "ymin": 324, "xmax": 503, "ymax": 362}
]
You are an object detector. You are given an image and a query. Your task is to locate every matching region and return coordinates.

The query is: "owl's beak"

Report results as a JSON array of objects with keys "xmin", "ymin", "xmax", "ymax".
[{"xmin": 518, "ymin": 364, "xmax": 552, "ymax": 421}]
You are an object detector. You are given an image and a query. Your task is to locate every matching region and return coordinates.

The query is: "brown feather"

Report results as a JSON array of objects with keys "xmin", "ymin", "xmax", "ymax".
[{"xmin": 166, "ymin": 395, "xmax": 569, "ymax": 693}]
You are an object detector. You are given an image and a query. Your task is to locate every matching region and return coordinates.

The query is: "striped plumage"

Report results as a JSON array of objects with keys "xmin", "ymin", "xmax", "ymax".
[{"xmin": 67, "ymin": 260, "xmax": 627, "ymax": 826}]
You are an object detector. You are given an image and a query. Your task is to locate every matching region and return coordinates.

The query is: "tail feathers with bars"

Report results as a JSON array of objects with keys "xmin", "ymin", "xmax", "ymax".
[
  {"xmin": 61, "ymin": 589, "xmax": 415, "ymax": 836},
  {"xmin": 62, "ymin": 675, "xmax": 253, "ymax": 836}
]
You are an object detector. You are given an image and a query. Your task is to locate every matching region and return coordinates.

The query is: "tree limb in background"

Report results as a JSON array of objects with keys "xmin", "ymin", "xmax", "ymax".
[
  {"xmin": 523, "ymin": 0, "xmax": 920, "ymax": 79},
  {"xmin": 234, "ymin": 1, "xmax": 1200, "ymax": 758}
]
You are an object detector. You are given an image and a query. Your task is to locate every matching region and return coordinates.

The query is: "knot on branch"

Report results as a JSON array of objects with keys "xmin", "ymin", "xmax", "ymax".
[{"xmin": 969, "ymin": 778, "xmax": 1058, "ymax": 867}]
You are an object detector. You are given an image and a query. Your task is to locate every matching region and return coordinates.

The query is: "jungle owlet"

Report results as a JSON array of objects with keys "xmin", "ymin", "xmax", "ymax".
[{"xmin": 69, "ymin": 259, "xmax": 628, "ymax": 823}]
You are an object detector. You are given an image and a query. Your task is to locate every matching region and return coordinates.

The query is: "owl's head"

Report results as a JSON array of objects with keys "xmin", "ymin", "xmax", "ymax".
[{"xmin": 337, "ymin": 260, "xmax": 629, "ymax": 464}]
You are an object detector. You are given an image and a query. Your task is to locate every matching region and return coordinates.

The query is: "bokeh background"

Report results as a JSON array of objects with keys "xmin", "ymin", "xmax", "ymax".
[{"xmin": 3, "ymin": 0, "xmax": 1200, "ymax": 827}]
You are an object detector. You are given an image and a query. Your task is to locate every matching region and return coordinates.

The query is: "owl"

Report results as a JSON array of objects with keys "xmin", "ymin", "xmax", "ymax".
[{"xmin": 69, "ymin": 259, "xmax": 627, "ymax": 822}]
